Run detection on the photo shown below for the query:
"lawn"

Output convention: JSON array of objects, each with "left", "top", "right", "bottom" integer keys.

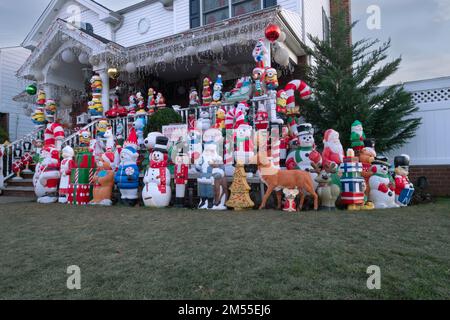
[{"left": 0, "top": 199, "right": 449, "bottom": 300}]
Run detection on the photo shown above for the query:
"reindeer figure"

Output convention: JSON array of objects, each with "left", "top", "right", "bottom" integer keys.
[
  {"left": 258, "top": 157, "right": 318, "bottom": 211},
  {"left": 312, "top": 162, "right": 341, "bottom": 211}
]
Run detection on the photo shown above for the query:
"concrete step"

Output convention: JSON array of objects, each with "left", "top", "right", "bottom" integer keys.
[
  {"left": 7, "top": 179, "right": 34, "bottom": 187},
  {"left": 2, "top": 186, "right": 36, "bottom": 198}
]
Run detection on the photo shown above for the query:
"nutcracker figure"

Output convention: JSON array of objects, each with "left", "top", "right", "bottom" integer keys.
[
  {"left": 394, "top": 154, "right": 414, "bottom": 206},
  {"left": 174, "top": 153, "right": 189, "bottom": 208}
]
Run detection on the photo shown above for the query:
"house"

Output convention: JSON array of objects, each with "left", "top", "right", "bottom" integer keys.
[
  {"left": 0, "top": 47, "right": 31, "bottom": 141},
  {"left": 387, "top": 77, "right": 450, "bottom": 197},
  {"left": 14, "top": 0, "right": 348, "bottom": 126}
]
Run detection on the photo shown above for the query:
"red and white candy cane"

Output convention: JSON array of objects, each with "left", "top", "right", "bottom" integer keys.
[
  {"left": 225, "top": 107, "right": 245, "bottom": 130},
  {"left": 284, "top": 80, "right": 312, "bottom": 111},
  {"left": 270, "top": 127, "right": 280, "bottom": 168},
  {"left": 224, "top": 129, "right": 234, "bottom": 165}
]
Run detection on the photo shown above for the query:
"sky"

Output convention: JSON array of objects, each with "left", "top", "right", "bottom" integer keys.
[{"left": 0, "top": 0, "right": 449, "bottom": 85}]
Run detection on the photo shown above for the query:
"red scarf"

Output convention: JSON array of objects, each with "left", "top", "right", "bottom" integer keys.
[{"left": 150, "top": 157, "right": 168, "bottom": 193}]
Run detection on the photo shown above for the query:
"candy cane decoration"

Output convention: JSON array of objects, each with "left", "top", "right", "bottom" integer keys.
[
  {"left": 225, "top": 106, "right": 245, "bottom": 130},
  {"left": 270, "top": 127, "right": 280, "bottom": 168},
  {"left": 224, "top": 129, "right": 234, "bottom": 165},
  {"left": 284, "top": 80, "right": 312, "bottom": 112}
]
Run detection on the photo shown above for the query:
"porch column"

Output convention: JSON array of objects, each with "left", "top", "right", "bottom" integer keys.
[{"left": 95, "top": 68, "right": 110, "bottom": 112}]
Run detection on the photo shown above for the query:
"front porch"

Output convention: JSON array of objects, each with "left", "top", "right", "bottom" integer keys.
[{"left": 15, "top": 6, "right": 308, "bottom": 128}]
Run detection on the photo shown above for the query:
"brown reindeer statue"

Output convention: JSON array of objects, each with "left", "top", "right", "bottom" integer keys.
[{"left": 257, "top": 157, "right": 318, "bottom": 211}]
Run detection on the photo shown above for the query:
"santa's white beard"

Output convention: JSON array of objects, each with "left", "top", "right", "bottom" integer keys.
[{"left": 325, "top": 141, "right": 343, "bottom": 155}]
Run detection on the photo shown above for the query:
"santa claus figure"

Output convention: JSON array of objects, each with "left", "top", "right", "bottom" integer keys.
[
  {"left": 322, "top": 129, "right": 344, "bottom": 167},
  {"left": 34, "top": 145, "right": 61, "bottom": 204},
  {"left": 59, "top": 146, "right": 76, "bottom": 203},
  {"left": 394, "top": 155, "right": 414, "bottom": 206},
  {"left": 350, "top": 120, "right": 366, "bottom": 153},
  {"left": 283, "top": 188, "right": 299, "bottom": 212}
]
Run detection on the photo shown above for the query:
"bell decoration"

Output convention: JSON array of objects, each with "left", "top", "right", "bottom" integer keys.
[
  {"left": 26, "top": 84, "right": 37, "bottom": 95},
  {"left": 108, "top": 68, "right": 120, "bottom": 79},
  {"left": 265, "top": 24, "right": 281, "bottom": 43}
]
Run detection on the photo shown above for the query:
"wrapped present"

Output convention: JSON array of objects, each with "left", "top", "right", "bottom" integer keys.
[
  {"left": 75, "top": 150, "right": 96, "bottom": 169},
  {"left": 68, "top": 167, "right": 97, "bottom": 205}
]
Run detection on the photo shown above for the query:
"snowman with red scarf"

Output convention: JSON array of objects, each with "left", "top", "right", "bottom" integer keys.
[
  {"left": 34, "top": 145, "right": 61, "bottom": 203},
  {"left": 142, "top": 136, "right": 172, "bottom": 208}
]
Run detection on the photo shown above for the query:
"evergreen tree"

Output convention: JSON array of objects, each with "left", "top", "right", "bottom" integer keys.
[{"left": 299, "top": 3, "right": 421, "bottom": 153}]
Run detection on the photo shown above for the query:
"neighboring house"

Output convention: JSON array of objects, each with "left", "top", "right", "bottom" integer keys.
[
  {"left": 15, "top": 0, "right": 347, "bottom": 115},
  {"left": 387, "top": 77, "right": 450, "bottom": 196},
  {"left": 0, "top": 47, "right": 32, "bottom": 141}
]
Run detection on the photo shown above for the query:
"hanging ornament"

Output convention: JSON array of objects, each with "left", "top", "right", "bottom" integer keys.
[
  {"left": 61, "top": 49, "right": 75, "bottom": 63},
  {"left": 34, "top": 70, "right": 44, "bottom": 82},
  {"left": 186, "top": 46, "right": 197, "bottom": 56},
  {"left": 78, "top": 52, "right": 89, "bottom": 64},
  {"left": 125, "top": 62, "right": 137, "bottom": 73},
  {"left": 61, "top": 95, "right": 73, "bottom": 106},
  {"left": 274, "top": 47, "right": 289, "bottom": 67},
  {"left": 211, "top": 40, "right": 223, "bottom": 54},
  {"left": 107, "top": 67, "right": 120, "bottom": 79},
  {"left": 265, "top": 24, "right": 281, "bottom": 43},
  {"left": 278, "top": 31, "right": 287, "bottom": 43},
  {"left": 50, "top": 60, "right": 60, "bottom": 70},
  {"left": 163, "top": 52, "right": 175, "bottom": 64},
  {"left": 26, "top": 84, "right": 37, "bottom": 95}
]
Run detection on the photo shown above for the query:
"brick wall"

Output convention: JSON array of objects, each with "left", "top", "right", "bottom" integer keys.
[{"left": 409, "top": 165, "right": 450, "bottom": 197}]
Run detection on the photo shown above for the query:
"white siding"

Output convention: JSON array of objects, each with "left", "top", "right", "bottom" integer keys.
[
  {"left": 386, "top": 77, "right": 450, "bottom": 165},
  {"left": 303, "top": 0, "right": 330, "bottom": 46},
  {"left": 0, "top": 47, "right": 32, "bottom": 141},
  {"left": 57, "top": 1, "right": 108, "bottom": 39},
  {"left": 279, "top": 0, "right": 300, "bottom": 12},
  {"left": 115, "top": 2, "right": 175, "bottom": 47},
  {"left": 174, "top": 0, "right": 190, "bottom": 33}
]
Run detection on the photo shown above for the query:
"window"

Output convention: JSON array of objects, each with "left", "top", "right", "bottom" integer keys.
[
  {"left": 191, "top": 0, "right": 277, "bottom": 26},
  {"left": 322, "top": 8, "right": 330, "bottom": 42}
]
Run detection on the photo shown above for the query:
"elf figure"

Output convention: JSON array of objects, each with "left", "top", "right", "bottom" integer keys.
[
  {"left": 211, "top": 75, "right": 223, "bottom": 106},
  {"left": 115, "top": 128, "right": 140, "bottom": 206},
  {"left": 59, "top": 146, "right": 76, "bottom": 204},
  {"left": 394, "top": 154, "right": 414, "bottom": 206},
  {"left": 142, "top": 136, "right": 172, "bottom": 208},
  {"left": 252, "top": 67, "right": 266, "bottom": 97},
  {"left": 202, "top": 77, "right": 212, "bottom": 107},
  {"left": 174, "top": 153, "right": 189, "bottom": 208},
  {"left": 350, "top": 120, "right": 366, "bottom": 153}
]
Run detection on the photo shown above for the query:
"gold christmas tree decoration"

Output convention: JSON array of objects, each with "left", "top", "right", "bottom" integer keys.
[{"left": 226, "top": 163, "right": 254, "bottom": 211}]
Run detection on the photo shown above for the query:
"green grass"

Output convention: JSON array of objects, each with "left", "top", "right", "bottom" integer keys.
[{"left": 0, "top": 199, "right": 449, "bottom": 300}]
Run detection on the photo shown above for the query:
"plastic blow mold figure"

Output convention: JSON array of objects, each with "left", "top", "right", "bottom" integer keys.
[
  {"left": 59, "top": 146, "right": 76, "bottom": 204},
  {"left": 115, "top": 128, "right": 140, "bottom": 206},
  {"left": 90, "top": 152, "right": 115, "bottom": 206},
  {"left": 394, "top": 154, "right": 414, "bottom": 206},
  {"left": 369, "top": 156, "right": 399, "bottom": 209}
]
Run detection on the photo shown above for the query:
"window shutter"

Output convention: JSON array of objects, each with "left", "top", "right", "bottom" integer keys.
[
  {"left": 264, "top": 0, "right": 277, "bottom": 8},
  {"left": 190, "top": 0, "right": 201, "bottom": 28}
]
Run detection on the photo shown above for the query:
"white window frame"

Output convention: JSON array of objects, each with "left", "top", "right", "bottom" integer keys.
[{"left": 201, "top": 0, "right": 265, "bottom": 26}]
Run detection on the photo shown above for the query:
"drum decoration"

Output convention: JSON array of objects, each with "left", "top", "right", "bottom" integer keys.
[{"left": 340, "top": 149, "right": 365, "bottom": 206}]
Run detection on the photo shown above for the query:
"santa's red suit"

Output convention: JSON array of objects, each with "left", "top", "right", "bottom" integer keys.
[
  {"left": 283, "top": 198, "right": 297, "bottom": 212},
  {"left": 322, "top": 129, "right": 344, "bottom": 167},
  {"left": 44, "top": 122, "right": 65, "bottom": 150}
]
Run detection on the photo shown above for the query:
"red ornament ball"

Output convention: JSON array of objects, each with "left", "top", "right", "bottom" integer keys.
[{"left": 265, "top": 24, "right": 281, "bottom": 43}]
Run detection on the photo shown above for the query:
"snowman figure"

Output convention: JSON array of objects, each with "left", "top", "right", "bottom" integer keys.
[
  {"left": 197, "top": 110, "right": 212, "bottom": 132},
  {"left": 142, "top": 136, "right": 172, "bottom": 208},
  {"left": 133, "top": 110, "right": 148, "bottom": 147},
  {"left": 369, "top": 156, "right": 400, "bottom": 209},
  {"left": 114, "top": 128, "right": 140, "bottom": 206}
]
